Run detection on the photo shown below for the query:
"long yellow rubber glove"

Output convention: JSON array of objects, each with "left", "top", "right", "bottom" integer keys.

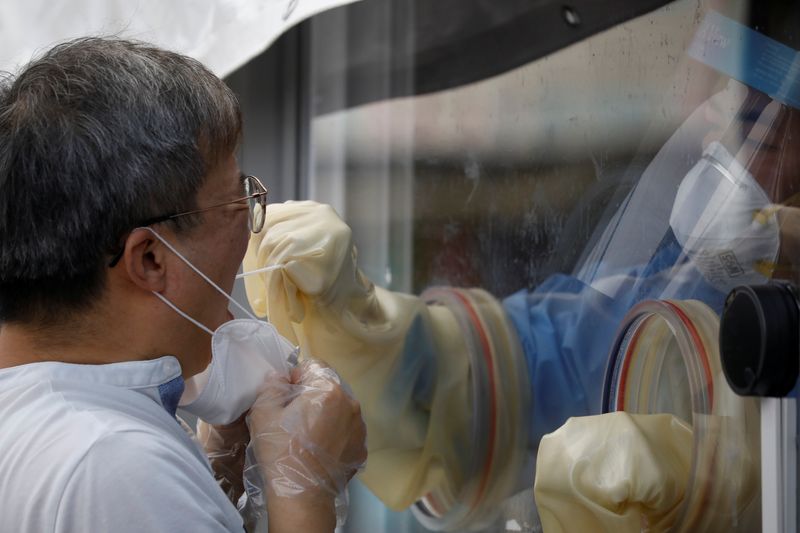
[
  {"left": 534, "top": 412, "right": 693, "bottom": 533},
  {"left": 242, "top": 201, "right": 472, "bottom": 511}
]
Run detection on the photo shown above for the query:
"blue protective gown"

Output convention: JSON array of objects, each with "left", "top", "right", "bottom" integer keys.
[{"left": 503, "top": 231, "right": 726, "bottom": 447}]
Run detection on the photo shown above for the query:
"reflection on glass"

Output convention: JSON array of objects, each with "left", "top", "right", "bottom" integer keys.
[
  {"left": 244, "top": 0, "right": 800, "bottom": 530},
  {"left": 604, "top": 299, "right": 760, "bottom": 531}
]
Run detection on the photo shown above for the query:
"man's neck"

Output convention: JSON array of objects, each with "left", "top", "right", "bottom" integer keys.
[
  {"left": 0, "top": 306, "right": 206, "bottom": 378},
  {"left": 0, "top": 326, "right": 42, "bottom": 369},
  {"left": 0, "top": 309, "right": 157, "bottom": 369}
]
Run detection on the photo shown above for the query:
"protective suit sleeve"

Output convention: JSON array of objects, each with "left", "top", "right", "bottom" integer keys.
[
  {"left": 534, "top": 412, "right": 693, "bottom": 533},
  {"left": 502, "top": 275, "right": 621, "bottom": 446},
  {"left": 243, "top": 201, "right": 472, "bottom": 511}
]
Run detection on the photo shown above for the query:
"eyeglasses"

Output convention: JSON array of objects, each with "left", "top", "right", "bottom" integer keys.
[
  {"left": 108, "top": 174, "right": 269, "bottom": 267},
  {"left": 145, "top": 174, "right": 269, "bottom": 233}
]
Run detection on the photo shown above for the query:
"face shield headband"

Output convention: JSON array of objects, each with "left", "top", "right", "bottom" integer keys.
[{"left": 689, "top": 10, "right": 800, "bottom": 112}]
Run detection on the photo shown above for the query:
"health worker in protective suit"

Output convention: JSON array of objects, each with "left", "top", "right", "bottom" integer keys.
[
  {"left": 241, "top": 5, "right": 800, "bottom": 532},
  {"left": 533, "top": 83, "right": 800, "bottom": 531},
  {"left": 532, "top": 6, "right": 800, "bottom": 531}
]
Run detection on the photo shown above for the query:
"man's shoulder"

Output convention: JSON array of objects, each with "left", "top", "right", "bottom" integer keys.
[
  {"left": 67, "top": 426, "right": 209, "bottom": 488},
  {"left": 0, "top": 366, "right": 244, "bottom": 532},
  {"left": 0, "top": 365, "right": 180, "bottom": 449},
  {"left": 0, "top": 365, "right": 203, "bottom": 496},
  {"left": 54, "top": 426, "right": 244, "bottom": 532}
]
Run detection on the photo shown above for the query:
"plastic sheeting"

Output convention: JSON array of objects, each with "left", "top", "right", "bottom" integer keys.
[{"left": 0, "top": 0, "right": 362, "bottom": 78}]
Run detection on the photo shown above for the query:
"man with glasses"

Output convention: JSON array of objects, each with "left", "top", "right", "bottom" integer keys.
[
  {"left": 107, "top": 174, "right": 269, "bottom": 267},
  {"left": 0, "top": 37, "right": 365, "bottom": 532}
]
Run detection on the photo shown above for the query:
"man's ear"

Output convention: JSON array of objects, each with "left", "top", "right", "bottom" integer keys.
[{"left": 119, "top": 228, "right": 169, "bottom": 292}]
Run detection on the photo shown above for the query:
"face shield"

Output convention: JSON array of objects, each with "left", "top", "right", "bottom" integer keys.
[
  {"left": 667, "top": 10, "right": 800, "bottom": 293},
  {"left": 577, "top": 6, "right": 800, "bottom": 300},
  {"left": 590, "top": 8, "right": 800, "bottom": 532}
]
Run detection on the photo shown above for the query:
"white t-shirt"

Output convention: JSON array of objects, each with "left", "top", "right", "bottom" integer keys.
[{"left": 0, "top": 356, "right": 244, "bottom": 532}]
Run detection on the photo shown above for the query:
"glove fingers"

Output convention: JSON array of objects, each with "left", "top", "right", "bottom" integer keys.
[
  {"left": 250, "top": 373, "right": 293, "bottom": 418},
  {"left": 295, "top": 359, "right": 341, "bottom": 389},
  {"left": 264, "top": 268, "right": 305, "bottom": 327},
  {"left": 242, "top": 234, "right": 269, "bottom": 318},
  {"left": 261, "top": 236, "right": 347, "bottom": 297},
  {"left": 262, "top": 200, "right": 321, "bottom": 227}
]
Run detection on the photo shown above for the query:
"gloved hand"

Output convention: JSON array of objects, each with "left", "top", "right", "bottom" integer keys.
[
  {"left": 244, "top": 359, "right": 367, "bottom": 528},
  {"left": 242, "top": 201, "right": 475, "bottom": 510},
  {"left": 775, "top": 205, "right": 800, "bottom": 283},
  {"left": 534, "top": 412, "right": 693, "bottom": 533},
  {"left": 242, "top": 201, "right": 362, "bottom": 328},
  {"left": 196, "top": 415, "right": 250, "bottom": 504}
]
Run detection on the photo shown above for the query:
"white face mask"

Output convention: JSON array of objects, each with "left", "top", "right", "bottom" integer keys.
[
  {"left": 145, "top": 228, "right": 297, "bottom": 425},
  {"left": 669, "top": 141, "right": 780, "bottom": 293}
]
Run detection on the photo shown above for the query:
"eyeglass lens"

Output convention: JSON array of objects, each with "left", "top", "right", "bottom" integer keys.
[{"left": 245, "top": 176, "right": 266, "bottom": 233}]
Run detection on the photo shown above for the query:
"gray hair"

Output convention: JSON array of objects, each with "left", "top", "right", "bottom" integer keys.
[{"left": 0, "top": 37, "right": 241, "bottom": 323}]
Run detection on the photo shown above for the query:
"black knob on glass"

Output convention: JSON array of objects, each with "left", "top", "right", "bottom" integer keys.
[{"left": 720, "top": 284, "right": 800, "bottom": 397}]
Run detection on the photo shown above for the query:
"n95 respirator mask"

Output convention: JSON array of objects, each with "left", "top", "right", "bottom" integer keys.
[
  {"left": 669, "top": 141, "right": 780, "bottom": 293},
  {"left": 144, "top": 227, "right": 296, "bottom": 425},
  {"left": 177, "top": 318, "right": 296, "bottom": 425}
]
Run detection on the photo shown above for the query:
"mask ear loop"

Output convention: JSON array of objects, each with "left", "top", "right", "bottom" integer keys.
[
  {"left": 140, "top": 227, "right": 258, "bottom": 321},
  {"left": 152, "top": 291, "right": 215, "bottom": 335}
]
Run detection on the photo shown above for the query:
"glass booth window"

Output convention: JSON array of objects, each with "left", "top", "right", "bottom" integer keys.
[
  {"left": 241, "top": 0, "right": 799, "bottom": 531},
  {"left": 307, "top": 0, "right": 725, "bottom": 296}
]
